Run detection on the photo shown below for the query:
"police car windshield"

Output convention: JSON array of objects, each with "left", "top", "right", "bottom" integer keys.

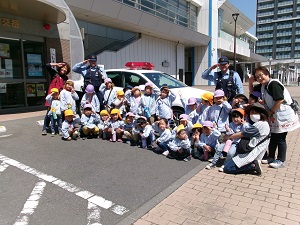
[{"left": 142, "top": 72, "right": 187, "bottom": 89}]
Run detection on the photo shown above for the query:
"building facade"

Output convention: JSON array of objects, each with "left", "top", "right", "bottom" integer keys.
[
  {"left": 0, "top": 0, "right": 260, "bottom": 113},
  {"left": 256, "top": 0, "right": 300, "bottom": 80}
]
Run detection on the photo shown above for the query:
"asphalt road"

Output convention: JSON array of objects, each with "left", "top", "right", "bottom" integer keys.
[{"left": 0, "top": 116, "right": 207, "bottom": 225}]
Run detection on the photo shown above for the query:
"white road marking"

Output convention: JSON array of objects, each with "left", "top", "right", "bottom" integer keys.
[
  {"left": 0, "top": 154, "right": 129, "bottom": 215},
  {"left": 87, "top": 202, "right": 102, "bottom": 225},
  {"left": 13, "top": 180, "right": 46, "bottom": 225},
  {"left": 0, "top": 134, "right": 12, "bottom": 138},
  {"left": 0, "top": 161, "right": 9, "bottom": 173}
]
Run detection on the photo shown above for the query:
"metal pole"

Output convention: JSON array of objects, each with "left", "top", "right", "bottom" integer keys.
[{"left": 232, "top": 13, "right": 239, "bottom": 72}]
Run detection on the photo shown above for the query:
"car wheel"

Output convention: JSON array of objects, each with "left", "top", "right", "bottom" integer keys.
[{"left": 172, "top": 107, "right": 185, "bottom": 127}]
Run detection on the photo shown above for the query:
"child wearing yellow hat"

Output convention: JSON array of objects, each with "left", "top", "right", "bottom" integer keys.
[
  {"left": 60, "top": 80, "right": 79, "bottom": 121},
  {"left": 80, "top": 104, "right": 101, "bottom": 138},
  {"left": 112, "top": 90, "right": 127, "bottom": 118},
  {"left": 98, "top": 110, "right": 110, "bottom": 139},
  {"left": 196, "top": 92, "right": 214, "bottom": 125},
  {"left": 106, "top": 108, "right": 124, "bottom": 142},
  {"left": 61, "top": 109, "right": 79, "bottom": 141},
  {"left": 167, "top": 124, "right": 192, "bottom": 161},
  {"left": 44, "top": 87, "right": 62, "bottom": 136}
]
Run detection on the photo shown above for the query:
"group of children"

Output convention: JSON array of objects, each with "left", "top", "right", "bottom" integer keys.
[{"left": 43, "top": 78, "right": 264, "bottom": 169}]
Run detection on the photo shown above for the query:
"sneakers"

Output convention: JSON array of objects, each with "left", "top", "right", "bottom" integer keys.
[
  {"left": 261, "top": 157, "right": 274, "bottom": 164},
  {"left": 208, "top": 158, "right": 213, "bottom": 163},
  {"left": 183, "top": 155, "right": 192, "bottom": 162},
  {"left": 253, "top": 160, "right": 262, "bottom": 176},
  {"left": 51, "top": 132, "right": 55, "bottom": 137},
  {"left": 147, "top": 145, "right": 153, "bottom": 150},
  {"left": 205, "top": 163, "right": 216, "bottom": 170},
  {"left": 117, "top": 139, "right": 122, "bottom": 142},
  {"left": 58, "top": 132, "right": 63, "bottom": 136},
  {"left": 269, "top": 159, "right": 285, "bottom": 169},
  {"left": 42, "top": 130, "right": 47, "bottom": 135},
  {"left": 162, "top": 150, "right": 169, "bottom": 156},
  {"left": 218, "top": 165, "right": 224, "bottom": 172}
]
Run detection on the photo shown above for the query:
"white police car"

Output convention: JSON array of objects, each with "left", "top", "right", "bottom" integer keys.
[{"left": 74, "top": 62, "right": 209, "bottom": 120}]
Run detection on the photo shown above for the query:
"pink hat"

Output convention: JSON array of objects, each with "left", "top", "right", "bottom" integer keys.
[
  {"left": 202, "top": 121, "right": 213, "bottom": 128},
  {"left": 179, "top": 114, "right": 189, "bottom": 120},
  {"left": 84, "top": 103, "right": 92, "bottom": 109},
  {"left": 187, "top": 97, "right": 197, "bottom": 105},
  {"left": 126, "top": 112, "right": 135, "bottom": 117},
  {"left": 214, "top": 89, "right": 225, "bottom": 97},
  {"left": 145, "top": 82, "right": 153, "bottom": 88},
  {"left": 104, "top": 78, "right": 112, "bottom": 83}
]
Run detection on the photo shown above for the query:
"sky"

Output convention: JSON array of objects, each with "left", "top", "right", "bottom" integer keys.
[{"left": 228, "top": 0, "right": 257, "bottom": 36}]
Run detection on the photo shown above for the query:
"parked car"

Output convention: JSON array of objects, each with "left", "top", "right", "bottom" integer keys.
[{"left": 74, "top": 62, "right": 209, "bottom": 121}]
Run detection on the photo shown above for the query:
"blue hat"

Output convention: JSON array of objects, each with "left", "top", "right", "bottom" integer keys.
[
  {"left": 218, "top": 56, "right": 229, "bottom": 65},
  {"left": 88, "top": 54, "right": 97, "bottom": 61}
]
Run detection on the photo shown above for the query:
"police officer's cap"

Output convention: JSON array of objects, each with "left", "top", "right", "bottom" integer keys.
[
  {"left": 218, "top": 56, "right": 229, "bottom": 65},
  {"left": 88, "top": 54, "right": 97, "bottom": 61}
]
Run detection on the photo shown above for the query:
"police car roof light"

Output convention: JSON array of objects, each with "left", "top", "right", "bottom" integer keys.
[{"left": 125, "top": 62, "right": 155, "bottom": 70}]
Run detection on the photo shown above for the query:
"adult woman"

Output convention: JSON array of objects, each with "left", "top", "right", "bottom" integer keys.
[
  {"left": 223, "top": 103, "right": 270, "bottom": 176},
  {"left": 250, "top": 66, "right": 300, "bottom": 168},
  {"left": 42, "top": 62, "right": 71, "bottom": 135}
]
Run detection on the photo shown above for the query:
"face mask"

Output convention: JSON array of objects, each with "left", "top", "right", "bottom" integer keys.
[{"left": 250, "top": 114, "right": 260, "bottom": 122}]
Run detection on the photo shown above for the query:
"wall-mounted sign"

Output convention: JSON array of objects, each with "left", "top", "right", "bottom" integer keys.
[
  {"left": 0, "top": 43, "right": 10, "bottom": 58},
  {"left": 26, "top": 84, "right": 36, "bottom": 97},
  {"left": 1, "top": 18, "right": 19, "bottom": 29},
  {"left": 27, "top": 54, "right": 43, "bottom": 77}
]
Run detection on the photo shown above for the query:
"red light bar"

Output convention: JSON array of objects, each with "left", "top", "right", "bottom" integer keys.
[{"left": 125, "top": 62, "right": 155, "bottom": 70}]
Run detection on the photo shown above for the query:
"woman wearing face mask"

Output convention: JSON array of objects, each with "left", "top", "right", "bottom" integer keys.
[
  {"left": 250, "top": 66, "right": 300, "bottom": 169},
  {"left": 222, "top": 103, "right": 270, "bottom": 176}
]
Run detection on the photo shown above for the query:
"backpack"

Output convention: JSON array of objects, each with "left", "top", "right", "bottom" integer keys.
[
  {"left": 215, "top": 70, "right": 237, "bottom": 101},
  {"left": 266, "top": 79, "right": 299, "bottom": 113}
]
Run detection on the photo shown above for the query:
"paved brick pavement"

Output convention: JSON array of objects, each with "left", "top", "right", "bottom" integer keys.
[
  {"left": 1, "top": 83, "right": 300, "bottom": 225},
  {"left": 134, "top": 83, "right": 300, "bottom": 225}
]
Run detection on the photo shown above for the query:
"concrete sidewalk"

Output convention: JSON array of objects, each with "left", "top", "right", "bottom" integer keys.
[{"left": 135, "top": 127, "right": 300, "bottom": 225}]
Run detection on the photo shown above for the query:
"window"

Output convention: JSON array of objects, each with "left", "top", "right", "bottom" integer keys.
[
  {"left": 142, "top": 72, "right": 187, "bottom": 88},
  {"left": 106, "top": 71, "right": 123, "bottom": 87},
  {"left": 123, "top": 72, "right": 146, "bottom": 88}
]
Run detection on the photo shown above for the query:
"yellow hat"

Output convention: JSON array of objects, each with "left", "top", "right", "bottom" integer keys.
[
  {"left": 64, "top": 109, "right": 74, "bottom": 117},
  {"left": 176, "top": 124, "right": 185, "bottom": 134},
  {"left": 65, "top": 80, "right": 74, "bottom": 86},
  {"left": 110, "top": 108, "right": 120, "bottom": 115},
  {"left": 100, "top": 110, "right": 109, "bottom": 116},
  {"left": 201, "top": 92, "right": 214, "bottom": 105},
  {"left": 51, "top": 88, "right": 59, "bottom": 93},
  {"left": 192, "top": 123, "right": 202, "bottom": 129},
  {"left": 116, "top": 90, "right": 125, "bottom": 97}
]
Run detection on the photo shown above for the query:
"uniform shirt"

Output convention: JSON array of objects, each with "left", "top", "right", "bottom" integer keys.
[
  {"left": 227, "top": 122, "right": 250, "bottom": 144},
  {"left": 72, "top": 62, "right": 107, "bottom": 81},
  {"left": 196, "top": 128, "right": 221, "bottom": 150},
  {"left": 152, "top": 123, "right": 172, "bottom": 143},
  {"left": 202, "top": 68, "right": 244, "bottom": 94},
  {"left": 100, "top": 83, "right": 116, "bottom": 108},
  {"left": 207, "top": 101, "right": 232, "bottom": 132},
  {"left": 80, "top": 113, "right": 100, "bottom": 129},
  {"left": 107, "top": 119, "right": 124, "bottom": 130},
  {"left": 168, "top": 138, "right": 191, "bottom": 152},
  {"left": 197, "top": 104, "right": 210, "bottom": 125},
  {"left": 140, "top": 86, "right": 160, "bottom": 116},
  {"left": 46, "top": 95, "right": 61, "bottom": 116},
  {"left": 60, "top": 89, "right": 79, "bottom": 113},
  {"left": 156, "top": 92, "right": 176, "bottom": 119},
  {"left": 133, "top": 124, "right": 153, "bottom": 138},
  {"left": 61, "top": 120, "right": 76, "bottom": 139},
  {"left": 125, "top": 90, "right": 142, "bottom": 115},
  {"left": 97, "top": 119, "right": 109, "bottom": 130},
  {"left": 80, "top": 93, "right": 100, "bottom": 113},
  {"left": 124, "top": 120, "right": 137, "bottom": 132}
]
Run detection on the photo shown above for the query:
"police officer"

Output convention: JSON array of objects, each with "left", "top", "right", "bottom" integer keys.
[
  {"left": 72, "top": 54, "right": 107, "bottom": 109},
  {"left": 202, "top": 56, "right": 244, "bottom": 102}
]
